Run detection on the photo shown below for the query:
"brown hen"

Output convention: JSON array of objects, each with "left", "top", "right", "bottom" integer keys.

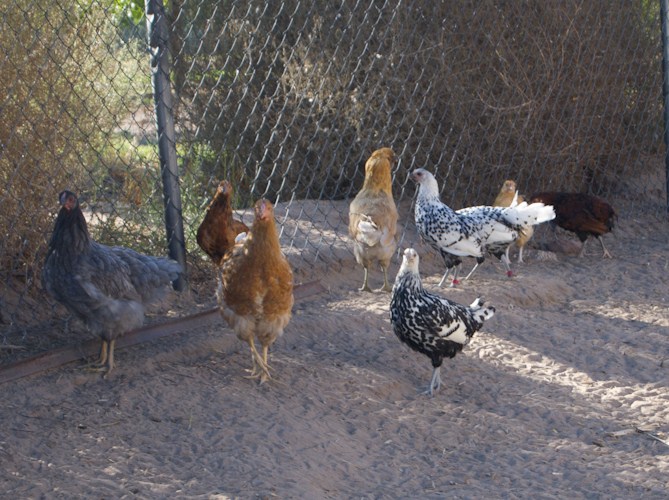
[
  {"left": 493, "top": 179, "right": 533, "bottom": 263},
  {"left": 348, "top": 147, "right": 398, "bottom": 292},
  {"left": 529, "top": 192, "right": 616, "bottom": 258},
  {"left": 217, "top": 199, "right": 294, "bottom": 383},
  {"left": 197, "top": 180, "right": 249, "bottom": 265}
]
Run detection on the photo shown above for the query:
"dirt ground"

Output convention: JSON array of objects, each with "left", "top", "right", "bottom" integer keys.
[{"left": 1, "top": 198, "right": 668, "bottom": 498}]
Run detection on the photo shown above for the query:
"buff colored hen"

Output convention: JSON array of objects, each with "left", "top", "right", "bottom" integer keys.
[
  {"left": 493, "top": 179, "right": 533, "bottom": 263},
  {"left": 348, "top": 147, "right": 398, "bottom": 292}
]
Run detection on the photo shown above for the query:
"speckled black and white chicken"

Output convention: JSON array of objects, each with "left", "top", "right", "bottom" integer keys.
[
  {"left": 411, "top": 168, "right": 555, "bottom": 286},
  {"left": 390, "top": 248, "right": 495, "bottom": 396}
]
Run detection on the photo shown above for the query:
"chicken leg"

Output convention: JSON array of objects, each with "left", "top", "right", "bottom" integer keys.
[
  {"left": 597, "top": 236, "right": 613, "bottom": 258},
  {"left": 462, "top": 256, "right": 488, "bottom": 282},
  {"left": 85, "top": 338, "right": 116, "bottom": 377},
  {"left": 259, "top": 344, "right": 273, "bottom": 383},
  {"left": 374, "top": 265, "right": 392, "bottom": 293},
  {"left": 246, "top": 337, "right": 271, "bottom": 382},
  {"left": 438, "top": 253, "right": 463, "bottom": 287},
  {"left": 423, "top": 366, "right": 442, "bottom": 397},
  {"left": 438, "top": 266, "right": 461, "bottom": 287},
  {"left": 578, "top": 236, "right": 613, "bottom": 259},
  {"left": 578, "top": 238, "right": 589, "bottom": 258},
  {"left": 359, "top": 267, "right": 372, "bottom": 292}
]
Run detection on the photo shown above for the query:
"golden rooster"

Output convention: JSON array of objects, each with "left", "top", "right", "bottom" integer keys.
[
  {"left": 493, "top": 179, "right": 533, "bottom": 263},
  {"left": 197, "top": 180, "right": 249, "bottom": 265},
  {"left": 217, "top": 198, "right": 294, "bottom": 383},
  {"left": 348, "top": 147, "right": 399, "bottom": 292}
]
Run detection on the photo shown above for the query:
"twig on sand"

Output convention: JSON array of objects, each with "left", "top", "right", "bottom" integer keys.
[
  {"left": 636, "top": 427, "right": 669, "bottom": 447},
  {"left": 606, "top": 427, "right": 669, "bottom": 447}
]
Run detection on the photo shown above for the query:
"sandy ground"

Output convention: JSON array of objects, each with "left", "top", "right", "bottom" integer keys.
[{"left": 1, "top": 198, "right": 669, "bottom": 498}]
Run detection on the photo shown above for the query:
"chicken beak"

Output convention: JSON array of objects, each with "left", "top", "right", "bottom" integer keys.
[
  {"left": 59, "top": 191, "right": 76, "bottom": 211},
  {"left": 410, "top": 171, "right": 420, "bottom": 183},
  {"left": 256, "top": 199, "right": 269, "bottom": 220}
]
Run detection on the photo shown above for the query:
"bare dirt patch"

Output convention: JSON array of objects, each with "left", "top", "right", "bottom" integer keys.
[{"left": 1, "top": 199, "right": 668, "bottom": 498}]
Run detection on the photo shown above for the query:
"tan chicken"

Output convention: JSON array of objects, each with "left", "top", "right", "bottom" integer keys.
[
  {"left": 217, "top": 198, "right": 294, "bottom": 383},
  {"left": 348, "top": 147, "right": 398, "bottom": 292},
  {"left": 493, "top": 179, "right": 533, "bottom": 263},
  {"left": 197, "top": 180, "right": 249, "bottom": 265}
]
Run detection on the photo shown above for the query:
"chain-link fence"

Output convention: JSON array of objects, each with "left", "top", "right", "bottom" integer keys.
[{"left": 1, "top": 0, "right": 666, "bottom": 354}]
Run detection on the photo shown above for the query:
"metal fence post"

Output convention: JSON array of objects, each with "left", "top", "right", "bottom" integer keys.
[
  {"left": 146, "top": 0, "right": 187, "bottom": 290},
  {"left": 661, "top": 0, "right": 669, "bottom": 213}
]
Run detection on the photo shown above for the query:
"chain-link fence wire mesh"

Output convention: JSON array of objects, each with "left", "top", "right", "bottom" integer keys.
[{"left": 0, "top": 0, "right": 666, "bottom": 357}]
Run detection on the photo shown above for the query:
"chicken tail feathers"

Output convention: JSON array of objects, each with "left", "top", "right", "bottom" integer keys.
[
  {"left": 108, "top": 245, "right": 182, "bottom": 301},
  {"left": 504, "top": 202, "right": 556, "bottom": 227},
  {"left": 469, "top": 297, "right": 496, "bottom": 322}
]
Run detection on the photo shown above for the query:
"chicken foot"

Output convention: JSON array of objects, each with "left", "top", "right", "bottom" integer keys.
[
  {"left": 360, "top": 266, "right": 393, "bottom": 293},
  {"left": 438, "top": 263, "right": 464, "bottom": 287},
  {"left": 359, "top": 267, "right": 372, "bottom": 292},
  {"left": 423, "top": 366, "right": 442, "bottom": 397},
  {"left": 505, "top": 244, "right": 526, "bottom": 265},
  {"left": 438, "top": 254, "right": 463, "bottom": 287},
  {"left": 597, "top": 236, "right": 613, "bottom": 258},
  {"left": 373, "top": 265, "right": 392, "bottom": 293},
  {"left": 579, "top": 236, "right": 613, "bottom": 259},
  {"left": 83, "top": 339, "right": 116, "bottom": 377},
  {"left": 245, "top": 337, "right": 271, "bottom": 382},
  {"left": 499, "top": 252, "right": 514, "bottom": 277}
]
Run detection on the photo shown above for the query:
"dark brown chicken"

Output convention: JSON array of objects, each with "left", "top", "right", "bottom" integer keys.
[
  {"left": 217, "top": 198, "right": 294, "bottom": 383},
  {"left": 42, "top": 191, "right": 182, "bottom": 376},
  {"left": 529, "top": 192, "right": 616, "bottom": 258},
  {"left": 197, "top": 180, "right": 249, "bottom": 265}
]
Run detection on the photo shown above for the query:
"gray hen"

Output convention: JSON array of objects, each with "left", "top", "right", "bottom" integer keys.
[{"left": 42, "top": 190, "right": 182, "bottom": 376}]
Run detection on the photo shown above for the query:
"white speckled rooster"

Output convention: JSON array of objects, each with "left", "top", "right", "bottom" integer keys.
[{"left": 411, "top": 168, "right": 555, "bottom": 286}]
